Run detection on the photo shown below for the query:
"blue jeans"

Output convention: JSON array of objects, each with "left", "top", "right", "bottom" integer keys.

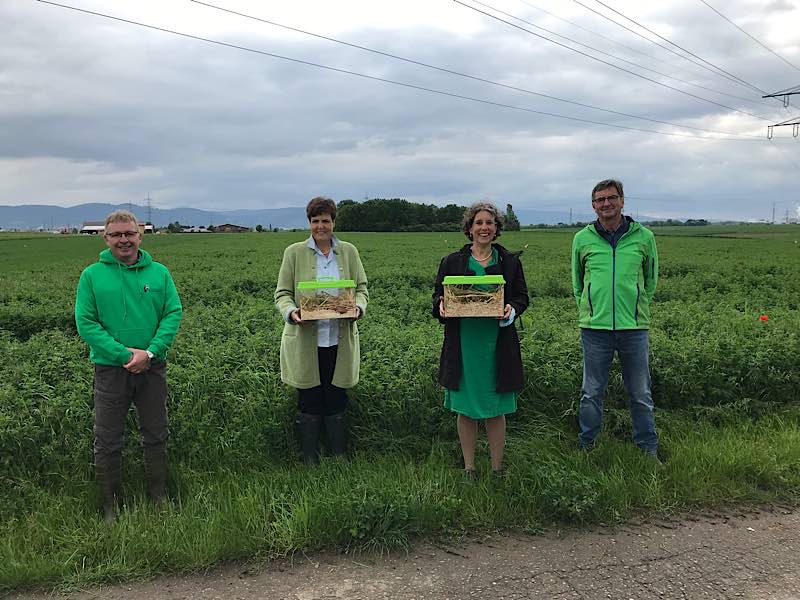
[{"left": 578, "top": 329, "right": 658, "bottom": 453}]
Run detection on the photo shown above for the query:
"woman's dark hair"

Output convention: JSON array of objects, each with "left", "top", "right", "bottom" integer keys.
[
  {"left": 462, "top": 202, "right": 503, "bottom": 240},
  {"left": 306, "top": 196, "right": 337, "bottom": 221}
]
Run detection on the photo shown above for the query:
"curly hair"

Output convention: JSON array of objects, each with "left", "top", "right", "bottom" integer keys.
[
  {"left": 462, "top": 202, "right": 503, "bottom": 240},
  {"left": 306, "top": 197, "right": 337, "bottom": 221}
]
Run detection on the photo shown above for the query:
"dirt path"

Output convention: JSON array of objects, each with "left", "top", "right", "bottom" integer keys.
[{"left": 10, "top": 506, "right": 800, "bottom": 600}]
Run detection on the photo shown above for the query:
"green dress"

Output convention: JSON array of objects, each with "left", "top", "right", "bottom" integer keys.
[{"left": 444, "top": 250, "right": 517, "bottom": 419}]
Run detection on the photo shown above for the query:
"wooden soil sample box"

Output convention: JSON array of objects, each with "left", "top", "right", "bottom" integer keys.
[
  {"left": 442, "top": 275, "right": 505, "bottom": 317},
  {"left": 298, "top": 279, "right": 358, "bottom": 320}
]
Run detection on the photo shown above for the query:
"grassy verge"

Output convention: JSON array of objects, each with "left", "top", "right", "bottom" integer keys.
[{"left": 3, "top": 408, "right": 800, "bottom": 592}]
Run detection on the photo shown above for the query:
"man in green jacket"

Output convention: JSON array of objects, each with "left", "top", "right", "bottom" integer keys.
[
  {"left": 75, "top": 210, "right": 183, "bottom": 521},
  {"left": 571, "top": 179, "right": 659, "bottom": 457}
]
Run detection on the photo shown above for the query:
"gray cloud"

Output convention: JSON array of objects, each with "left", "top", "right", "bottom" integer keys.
[{"left": 1, "top": 0, "right": 798, "bottom": 221}]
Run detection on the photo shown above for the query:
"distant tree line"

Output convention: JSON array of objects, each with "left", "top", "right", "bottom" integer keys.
[
  {"left": 643, "top": 219, "right": 710, "bottom": 227},
  {"left": 524, "top": 218, "right": 711, "bottom": 229},
  {"left": 335, "top": 198, "right": 522, "bottom": 232},
  {"left": 335, "top": 199, "right": 464, "bottom": 232}
]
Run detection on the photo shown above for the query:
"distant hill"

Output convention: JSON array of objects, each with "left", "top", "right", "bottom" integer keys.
[
  {"left": 0, "top": 203, "right": 310, "bottom": 230},
  {"left": 0, "top": 202, "right": 656, "bottom": 230}
]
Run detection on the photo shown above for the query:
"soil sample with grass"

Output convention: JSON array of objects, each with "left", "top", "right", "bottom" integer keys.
[
  {"left": 443, "top": 275, "right": 505, "bottom": 317},
  {"left": 298, "top": 279, "right": 358, "bottom": 320}
]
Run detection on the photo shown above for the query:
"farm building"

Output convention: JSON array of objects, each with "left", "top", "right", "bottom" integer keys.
[
  {"left": 79, "top": 221, "right": 105, "bottom": 235},
  {"left": 215, "top": 223, "right": 251, "bottom": 233},
  {"left": 80, "top": 221, "right": 154, "bottom": 234}
]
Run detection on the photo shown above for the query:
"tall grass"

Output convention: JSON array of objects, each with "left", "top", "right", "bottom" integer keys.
[
  {"left": 2, "top": 227, "right": 800, "bottom": 590},
  {"left": 3, "top": 408, "right": 800, "bottom": 591}
]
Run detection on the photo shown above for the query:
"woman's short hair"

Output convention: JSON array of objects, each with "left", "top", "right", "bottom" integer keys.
[
  {"left": 462, "top": 202, "right": 503, "bottom": 240},
  {"left": 306, "top": 197, "right": 337, "bottom": 221}
]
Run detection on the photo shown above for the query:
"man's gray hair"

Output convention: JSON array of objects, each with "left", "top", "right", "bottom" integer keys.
[
  {"left": 591, "top": 179, "right": 624, "bottom": 201},
  {"left": 104, "top": 209, "right": 140, "bottom": 229}
]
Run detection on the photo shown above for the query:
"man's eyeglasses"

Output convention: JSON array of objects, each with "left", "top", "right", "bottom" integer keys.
[
  {"left": 105, "top": 231, "right": 139, "bottom": 239},
  {"left": 592, "top": 194, "right": 621, "bottom": 205}
]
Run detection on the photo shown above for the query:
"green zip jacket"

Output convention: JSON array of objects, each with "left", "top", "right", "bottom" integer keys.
[
  {"left": 571, "top": 220, "right": 658, "bottom": 330},
  {"left": 75, "top": 248, "right": 183, "bottom": 366}
]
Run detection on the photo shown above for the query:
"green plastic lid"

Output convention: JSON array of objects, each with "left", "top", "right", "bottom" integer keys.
[
  {"left": 298, "top": 279, "right": 356, "bottom": 290},
  {"left": 443, "top": 275, "right": 505, "bottom": 285}
]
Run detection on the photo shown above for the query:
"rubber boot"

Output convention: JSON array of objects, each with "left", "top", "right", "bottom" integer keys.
[
  {"left": 144, "top": 448, "right": 168, "bottom": 503},
  {"left": 95, "top": 457, "right": 123, "bottom": 523},
  {"left": 324, "top": 412, "right": 348, "bottom": 458},
  {"left": 295, "top": 413, "right": 322, "bottom": 465}
]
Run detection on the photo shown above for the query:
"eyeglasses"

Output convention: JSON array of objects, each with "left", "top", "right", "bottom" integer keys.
[
  {"left": 592, "top": 194, "right": 621, "bottom": 205},
  {"left": 105, "top": 231, "right": 139, "bottom": 239}
]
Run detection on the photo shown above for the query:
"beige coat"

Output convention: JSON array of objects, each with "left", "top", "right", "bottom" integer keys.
[{"left": 274, "top": 239, "right": 368, "bottom": 389}]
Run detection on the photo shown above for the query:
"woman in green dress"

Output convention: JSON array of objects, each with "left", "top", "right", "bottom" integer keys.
[{"left": 433, "top": 202, "right": 529, "bottom": 477}]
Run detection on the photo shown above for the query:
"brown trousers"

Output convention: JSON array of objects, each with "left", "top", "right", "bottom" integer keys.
[{"left": 93, "top": 362, "right": 169, "bottom": 470}]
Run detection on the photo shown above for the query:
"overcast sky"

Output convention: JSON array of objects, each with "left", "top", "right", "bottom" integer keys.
[{"left": 2, "top": 0, "right": 799, "bottom": 221}]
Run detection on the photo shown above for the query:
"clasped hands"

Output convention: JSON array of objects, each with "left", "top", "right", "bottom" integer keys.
[{"left": 124, "top": 348, "right": 151, "bottom": 374}]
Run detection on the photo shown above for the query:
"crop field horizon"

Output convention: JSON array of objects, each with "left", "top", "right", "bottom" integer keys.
[{"left": 1, "top": 224, "right": 799, "bottom": 590}]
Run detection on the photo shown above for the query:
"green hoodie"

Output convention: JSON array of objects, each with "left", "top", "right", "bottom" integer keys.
[
  {"left": 571, "top": 220, "right": 658, "bottom": 330},
  {"left": 75, "top": 248, "right": 183, "bottom": 366}
]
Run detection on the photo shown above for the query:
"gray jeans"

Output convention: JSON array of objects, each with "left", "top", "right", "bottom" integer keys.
[{"left": 93, "top": 362, "right": 169, "bottom": 467}]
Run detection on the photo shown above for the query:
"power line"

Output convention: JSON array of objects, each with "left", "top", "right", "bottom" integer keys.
[
  {"left": 772, "top": 84, "right": 800, "bottom": 95},
  {"left": 190, "top": 0, "right": 763, "bottom": 138},
  {"left": 467, "top": 0, "right": 768, "bottom": 108},
  {"left": 763, "top": 85, "right": 800, "bottom": 113},
  {"left": 455, "top": 0, "right": 773, "bottom": 121},
  {"left": 568, "top": 0, "right": 770, "bottom": 99},
  {"left": 518, "top": 0, "right": 675, "bottom": 66},
  {"left": 518, "top": 0, "right": 762, "bottom": 101},
  {"left": 583, "top": 0, "right": 769, "bottom": 95},
  {"left": 33, "top": 0, "right": 769, "bottom": 142},
  {"left": 698, "top": 0, "right": 800, "bottom": 74}
]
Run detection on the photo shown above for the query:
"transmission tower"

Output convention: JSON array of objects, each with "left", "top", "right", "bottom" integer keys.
[
  {"left": 146, "top": 194, "right": 153, "bottom": 224},
  {"left": 763, "top": 85, "right": 800, "bottom": 138}
]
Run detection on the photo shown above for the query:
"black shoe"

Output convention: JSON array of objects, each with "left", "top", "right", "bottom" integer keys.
[
  {"left": 324, "top": 412, "right": 348, "bottom": 458},
  {"left": 295, "top": 413, "right": 322, "bottom": 465},
  {"left": 144, "top": 449, "right": 168, "bottom": 503},
  {"left": 95, "top": 459, "right": 123, "bottom": 523}
]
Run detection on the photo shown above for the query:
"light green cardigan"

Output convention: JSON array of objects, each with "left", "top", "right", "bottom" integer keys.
[{"left": 274, "top": 238, "right": 368, "bottom": 389}]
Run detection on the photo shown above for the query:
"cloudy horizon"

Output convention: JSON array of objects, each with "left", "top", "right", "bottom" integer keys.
[{"left": 2, "top": 0, "right": 799, "bottom": 222}]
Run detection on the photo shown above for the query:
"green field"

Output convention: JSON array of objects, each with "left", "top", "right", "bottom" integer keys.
[{"left": 2, "top": 225, "right": 800, "bottom": 590}]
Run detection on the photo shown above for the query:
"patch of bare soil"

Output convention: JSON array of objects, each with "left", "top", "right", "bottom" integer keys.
[{"left": 9, "top": 505, "right": 800, "bottom": 600}]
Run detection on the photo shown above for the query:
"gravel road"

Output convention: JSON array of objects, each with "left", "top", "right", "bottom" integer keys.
[{"left": 9, "top": 505, "right": 799, "bottom": 600}]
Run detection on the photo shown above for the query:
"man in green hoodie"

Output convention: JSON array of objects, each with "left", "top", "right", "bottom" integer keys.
[
  {"left": 75, "top": 210, "right": 183, "bottom": 521},
  {"left": 571, "top": 179, "right": 659, "bottom": 458}
]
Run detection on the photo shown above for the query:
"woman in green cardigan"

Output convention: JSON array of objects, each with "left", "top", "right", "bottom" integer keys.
[{"left": 274, "top": 197, "right": 368, "bottom": 464}]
